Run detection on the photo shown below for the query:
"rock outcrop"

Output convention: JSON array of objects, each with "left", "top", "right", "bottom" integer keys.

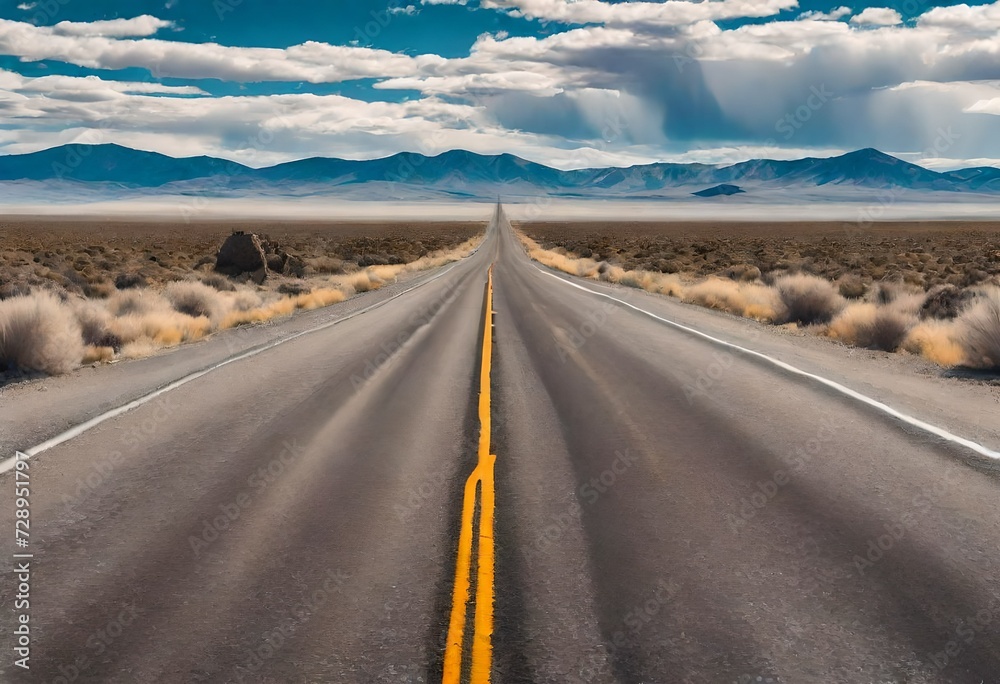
[
  {"left": 216, "top": 232, "right": 267, "bottom": 275},
  {"left": 215, "top": 232, "right": 306, "bottom": 280}
]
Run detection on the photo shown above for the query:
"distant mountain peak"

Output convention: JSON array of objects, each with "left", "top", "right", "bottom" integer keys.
[
  {"left": 0, "top": 144, "right": 994, "bottom": 195},
  {"left": 838, "top": 147, "right": 901, "bottom": 163},
  {"left": 693, "top": 184, "right": 745, "bottom": 197}
]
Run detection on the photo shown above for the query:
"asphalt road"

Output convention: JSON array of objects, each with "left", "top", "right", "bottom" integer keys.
[{"left": 2, "top": 207, "right": 999, "bottom": 683}]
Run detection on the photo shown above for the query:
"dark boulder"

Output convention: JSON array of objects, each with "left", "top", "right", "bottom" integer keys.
[
  {"left": 217, "top": 232, "right": 267, "bottom": 275},
  {"left": 921, "top": 285, "right": 975, "bottom": 320}
]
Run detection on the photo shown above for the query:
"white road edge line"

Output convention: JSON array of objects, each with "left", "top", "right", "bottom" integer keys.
[
  {"left": 0, "top": 260, "right": 465, "bottom": 475},
  {"left": 540, "top": 269, "right": 1000, "bottom": 462}
]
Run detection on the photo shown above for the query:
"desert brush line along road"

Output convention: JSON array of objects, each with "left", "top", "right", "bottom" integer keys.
[{"left": 2, "top": 205, "right": 1000, "bottom": 684}]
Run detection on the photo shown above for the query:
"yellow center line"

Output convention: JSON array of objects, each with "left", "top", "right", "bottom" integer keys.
[{"left": 443, "top": 266, "right": 497, "bottom": 684}]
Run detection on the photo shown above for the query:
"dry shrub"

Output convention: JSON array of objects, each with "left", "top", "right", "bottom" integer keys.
[
  {"left": 827, "top": 303, "right": 877, "bottom": 346},
  {"left": 369, "top": 265, "right": 399, "bottom": 282},
  {"left": 278, "top": 282, "right": 311, "bottom": 296},
  {"left": 201, "top": 273, "right": 236, "bottom": 292},
  {"left": 920, "top": 285, "right": 974, "bottom": 320},
  {"left": 107, "top": 290, "right": 171, "bottom": 316},
  {"left": 722, "top": 264, "right": 762, "bottom": 282},
  {"left": 220, "top": 309, "right": 270, "bottom": 329},
  {"left": 220, "top": 297, "right": 298, "bottom": 329},
  {"left": 82, "top": 345, "right": 116, "bottom": 364},
  {"left": 651, "top": 274, "right": 686, "bottom": 297},
  {"left": 110, "top": 311, "right": 211, "bottom": 348},
  {"left": 69, "top": 298, "right": 121, "bottom": 350},
  {"left": 531, "top": 247, "right": 599, "bottom": 278},
  {"left": 957, "top": 288, "right": 1000, "bottom": 369},
  {"left": 226, "top": 290, "right": 263, "bottom": 312},
  {"left": 827, "top": 302, "right": 916, "bottom": 352},
  {"left": 0, "top": 292, "right": 83, "bottom": 374},
  {"left": 114, "top": 272, "right": 147, "bottom": 289},
  {"left": 296, "top": 288, "right": 345, "bottom": 310},
  {"left": 306, "top": 256, "right": 346, "bottom": 275},
  {"left": 119, "top": 339, "right": 160, "bottom": 360},
  {"left": 837, "top": 274, "right": 867, "bottom": 299},
  {"left": 164, "top": 281, "right": 226, "bottom": 321},
  {"left": 349, "top": 273, "right": 381, "bottom": 293},
  {"left": 619, "top": 269, "right": 656, "bottom": 290},
  {"left": 519, "top": 233, "right": 601, "bottom": 279},
  {"left": 775, "top": 274, "right": 845, "bottom": 325},
  {"left": 870, "top": 282, "right": 924, "bottom": 316},
  {"left": 683, "top": 278, "right": 784, "bottom": 322},
  {"left": 83, "top": 280, "right": 115, "bottom": 299},
  {"left": 869, "top": 309, "right": 917, "bottom": 352},
  {"left": 903, "top": 320, "right": 966, "bottom": 367}
]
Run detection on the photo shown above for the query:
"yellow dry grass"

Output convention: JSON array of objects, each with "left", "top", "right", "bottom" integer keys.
[
  {"left": 293, "top": 288, "right": 347, "bottom": 311},
  {"left": 826, "top": 303, "right": 878, "bottom": 346},
  {"left": 518, "top": 230, "right": 976, "bottom": 368},
  {"left": 904, "top": 320, "right": 967, "bottom": 367},
  {"left": 683, "top": 278, "right": 784, "bottom": 323},
  {"left": 82, "top": 345, "right": 116, "bottom": 364}
]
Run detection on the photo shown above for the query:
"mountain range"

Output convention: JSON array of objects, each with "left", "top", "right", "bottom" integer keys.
[{"left": 2, "top": 144, "right": 1000, "bottom": 199}]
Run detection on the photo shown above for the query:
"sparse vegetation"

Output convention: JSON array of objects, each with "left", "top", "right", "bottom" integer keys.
[
  {"left": 518, "top": 221, "right": 1000, "bottom": 372},
  {"left": 958, "top": 289, "right": 1000, "bottom": 369},
  {"left": 0, "top": 292, "right": 84, "bottom": 375},
  {"left": 775, "top": 274, "right": 845, "bottom": 325},
  {"left": 0, "top": 219, "right": 482, "bottom": 378}
]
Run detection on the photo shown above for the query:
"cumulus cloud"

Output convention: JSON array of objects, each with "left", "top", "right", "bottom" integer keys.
[
  {"left": 850, "top": 7, "right": 903, "bottom": 26},
  {"left": 965, "top": 98, "right": 1000, "bottom": 115},
  {"left": 389, "top": 5, "right": 420, "bottom": 15},
  {"left": 798, "top": 6, "right": 850, "bottom": 21},
  {"left": 50, "top": 16, "right": 174, "bottom": 38},
  {"left": 479, "top": 0, "right": 799, "bottom": 27},
  {"left": 918, "top": 2, "right": 1000, "bottom": 31},
  {"left": 3, "top": 4, "right": 1000, "bottom": 168},
  {"left": 0, "top": 18, "right": 443, "bottom": 83},
  {"left": 0, "top": 70, "right": 599, "bottom": 168}
]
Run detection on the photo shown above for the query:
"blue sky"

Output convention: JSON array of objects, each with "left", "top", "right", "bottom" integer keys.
[{"left": 1, "top": 0, "right": 1000, "bottom": 168}]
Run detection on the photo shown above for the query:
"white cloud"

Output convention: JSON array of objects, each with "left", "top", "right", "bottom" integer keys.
[
  {"left": 850, "top": 7, "right": 903, "bottom": 26},
  {"left": 965, "top": 98, "right": 1000, "bottom": 115},
  {"left": 479, "top": 0, "right": 799, "bottom": 27},
  {"left": 918, "top": 2, "right": 1000, "bottom": 32},
  {"left": 375, "top": 71, "right": 567, "bottom": 96},
  {"left": 389, "top": 5, "right": 420, "bottom": 15},
  {"left": 16, "top": 3, "right": 36, "bottom": 10},
  {"left": 3, "top": 4, "right": 1000, "bottom": 167},
  {"left": 798, "top": 6, "right": 850, "bottom": 21},
  {"left": 51, "top": 16, "right": 174, "bottom": 38},
  {"left": 0, "top": 18, "right": 444, "bottom": 83}
]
